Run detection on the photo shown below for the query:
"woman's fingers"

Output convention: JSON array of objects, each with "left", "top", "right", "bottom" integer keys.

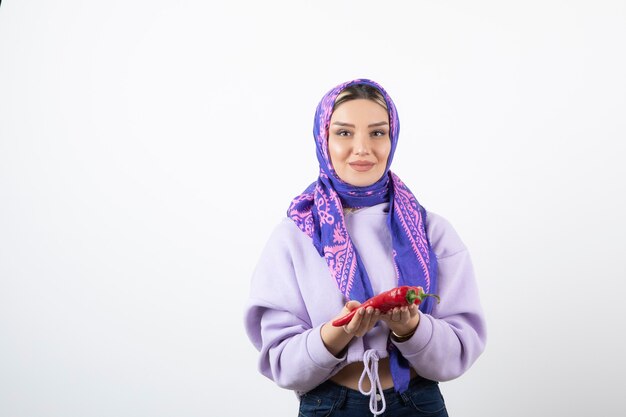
[
  {"left": 342, "top": 307, "right": 364, "bottom": 334},
  {"left": 343, "top": 300, "right": 361, "bottom": 314},
  {"left": 344, "top": 307, "right": 380, "bottom": 337},
  {"left": 379, "top": 305, "right": 420, "bottom": 338},
  {"left": 381, "top": 306, "right": 415, "bottom": 324},
  {"left": 342, "top": 303, "right": 419, "bottom": 337},
  {"left": 386, "top": 307, "right": 404, "bottom": 323},
  {"left": 357, "top": 307, "right": 379, "bottom": 337}
]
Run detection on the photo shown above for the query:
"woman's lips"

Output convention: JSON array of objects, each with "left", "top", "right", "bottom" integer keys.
[{"left": 349, "top": 161, "right": 375, "bottom": 172}]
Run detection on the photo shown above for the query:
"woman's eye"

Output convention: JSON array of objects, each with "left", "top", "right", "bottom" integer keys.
[
  {"left": 372, "top": 130, "right": 386, "bottom": 137},
  {"left": 337, "top": 130, "right": 350, "bottom": 137}
]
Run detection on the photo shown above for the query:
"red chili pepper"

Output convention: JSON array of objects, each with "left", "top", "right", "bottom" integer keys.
[{"left": 332, "top": 286, "right": 440, "bottom": 327}]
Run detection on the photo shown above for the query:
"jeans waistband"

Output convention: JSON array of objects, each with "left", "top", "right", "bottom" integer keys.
[{"left": 305, "top": 375, "right": 438, "bottom": 407}]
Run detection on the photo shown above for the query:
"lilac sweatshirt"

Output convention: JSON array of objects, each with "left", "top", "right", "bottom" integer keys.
[{"left": 244, "top": 203, "right": 486, "bottom": 394}]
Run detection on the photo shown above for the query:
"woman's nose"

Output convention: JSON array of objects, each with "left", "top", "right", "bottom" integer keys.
[{"left": 353, "top": 131, "right": 370, "bottom": 155}]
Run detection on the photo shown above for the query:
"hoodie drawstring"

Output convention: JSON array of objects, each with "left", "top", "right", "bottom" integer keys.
[{"left": 358, "top": 349, "right": 386, "bottom": 416}]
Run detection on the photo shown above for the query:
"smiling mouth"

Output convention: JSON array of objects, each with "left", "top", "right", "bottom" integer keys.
[{"left": 349, "top": 162, "right": 375, "bottom": 172}]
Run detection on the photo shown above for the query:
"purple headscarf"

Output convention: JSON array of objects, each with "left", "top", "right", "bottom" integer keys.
[{"left": 287, "top": 79, "right": 438, "bottom": 393}]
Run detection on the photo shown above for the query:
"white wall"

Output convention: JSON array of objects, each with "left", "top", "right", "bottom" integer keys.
[{"left": 1, "top": 1, "right": 625, "bottom": 416}]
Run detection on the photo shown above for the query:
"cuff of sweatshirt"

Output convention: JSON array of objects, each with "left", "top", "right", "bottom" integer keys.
[
  {"left": 392, "top": 311, "right": 434, "bottom": 356},
  {"left": 306, "top": 324, "right": 346, "bottom": 369}
]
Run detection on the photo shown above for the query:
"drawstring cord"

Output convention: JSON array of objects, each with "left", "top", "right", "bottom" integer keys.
[{"left": 358, "top": 349, "right": 386, "bottom": 416}]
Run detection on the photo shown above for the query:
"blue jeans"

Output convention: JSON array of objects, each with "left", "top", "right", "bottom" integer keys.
[{"left": 298, "top": 377, "right": 448, "bottom": 417}]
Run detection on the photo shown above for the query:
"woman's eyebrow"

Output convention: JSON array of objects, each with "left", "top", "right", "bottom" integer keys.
[
  {"left": 331, "top": 121, "right": 389, "bottom": 127},
  {"left": 368, "top": 121, "right": 389, "bottom": 127}
]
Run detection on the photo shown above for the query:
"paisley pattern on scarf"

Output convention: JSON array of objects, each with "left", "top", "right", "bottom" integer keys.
[
  {"left": 286, "top": 79, "right": 438, "bottom": 393},
  {"left": 391, "top": 173, "right": 431, "bottom": 290}
]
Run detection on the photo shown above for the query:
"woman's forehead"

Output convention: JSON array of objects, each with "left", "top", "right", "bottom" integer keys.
[{"left": 330, "top": 99, "right": 390, "bottom": 123}]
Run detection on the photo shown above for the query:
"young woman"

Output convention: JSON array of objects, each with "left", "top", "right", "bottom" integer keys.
[{"left": 244, "top": 79, "right": 487, "bottom": 416}]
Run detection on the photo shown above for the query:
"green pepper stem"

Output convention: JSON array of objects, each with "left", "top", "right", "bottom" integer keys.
[
  {"left": 405, "top": 289, "right": 419, "bottom": 304},
  {"left": 406, "top": 289, "right": 441, "bottom": 305},
  {"left": 421, "top": 293, "right": 441, "bottom": 304}
]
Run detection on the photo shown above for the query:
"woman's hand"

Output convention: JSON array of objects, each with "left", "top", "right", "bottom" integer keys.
[
  {"left": 380, "top": 304, "right": 420, "bottom": 339},
  {"left": 340, "top": 300, "right": 381, "bottom": 337},
  {"left": 321, "top": 301, "right": 420, "bottom": 356},
  {"left": 320, "top": 301, "right": 381, "bottom": 357}
]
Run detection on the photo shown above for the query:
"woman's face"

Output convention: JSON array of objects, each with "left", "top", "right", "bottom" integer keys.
[{"left": 328, "top": 99, "right": 391, "bottom": 187}]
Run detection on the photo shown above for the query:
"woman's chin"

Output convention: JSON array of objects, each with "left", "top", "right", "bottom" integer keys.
[{"left": 342, "top": 176, "right": 378, "bottom": 187}]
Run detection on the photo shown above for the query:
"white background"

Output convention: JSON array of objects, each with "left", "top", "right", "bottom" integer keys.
[{"left": 1, "top": 1, "right": 625, "bottom": 416}]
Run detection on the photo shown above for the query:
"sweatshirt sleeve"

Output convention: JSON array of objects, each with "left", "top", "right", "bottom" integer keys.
[
  {"left": 244, "top": 221, "right": 345, "bottom": 392},
  {"left": 391, "top": 214, "right": 487, "bottom": 381}
]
